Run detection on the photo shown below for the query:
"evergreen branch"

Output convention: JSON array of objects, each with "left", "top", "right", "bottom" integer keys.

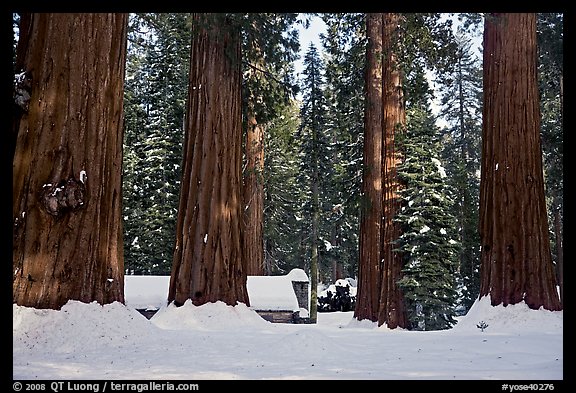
[{"left": 242, "top": 61, "right": 296, "bottom": 95}]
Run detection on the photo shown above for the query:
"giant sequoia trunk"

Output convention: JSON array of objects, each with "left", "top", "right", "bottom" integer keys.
[
  {"left": 243, "top": 102, "right": 265, "bottom": 276},
  {"left": 356, "top": 13, "right": 407, "bottom": 328},
  {"left": 378, "top": 12, "right": 407, "bottom": 329},
  {"left": 12, "top": 13, "right": 128, "bottom": 309},
  {"left": 355, "top": 13, "right": 383, "bottom": 323},
  {"left": 479, "top": 13, "right": 562, "bottom": 311},
  {"left": 168, "top": 14, "right": 249, "bottom": 307}
]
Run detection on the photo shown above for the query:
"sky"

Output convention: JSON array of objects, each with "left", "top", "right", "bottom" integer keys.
[
  {"left": 13, "top": 274, "right": 564, "bottom": 383},
  {"left": 294, "top": 14, "right": 327, "bottom": 79}
]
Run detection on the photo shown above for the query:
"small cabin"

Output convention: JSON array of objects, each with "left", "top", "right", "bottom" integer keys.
[
  {"left": 246, "top": 268, "right": 310, "bottom": 324},
  {"left": 124, "top": 275, "right": 170, "bottom": 319},
  {"left": 124, "top": 270, "right": 311, "bottom": 323}
]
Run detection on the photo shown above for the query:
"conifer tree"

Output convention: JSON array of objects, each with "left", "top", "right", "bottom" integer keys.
[
  {"left": 298, "top": 43, "right": 331, "bottom": 322},
  {"left": 13, "top": 13, "right": 128, "bottom": 309},
  {"left": 262, "top": 100, "right": 303, "bottom": 274},
  {"left": 479, "top": 13, "right": 561, "bottom": 311},
  {"left": 169, "top": 13, "right": 248, "bottom": 307},
  {"left": 168, "top": 13, "right": 299, "bottom": 306},
  {"left": 321, "top": 13, "right": 365, "bottom": 282},
  {"left": 438, "top": 33, "right": 483, "bottom": 312},
  {"left": 395, "top": 91, "right": 460, "bottom": 330},
  {"left": 240, "top": 13, "right": 299, "bottom": 276},
  {"left": 356, "top": 12, "right": 457, "bottom": 327},
  {"left": 356, "top": 13, "right": 384, "bottom": 323},
  {"left": 537, "top": 13, "right": 563, "bottom": 304},
  {"left": 123, "top": 13, "right": 191, "bottom": 275}
]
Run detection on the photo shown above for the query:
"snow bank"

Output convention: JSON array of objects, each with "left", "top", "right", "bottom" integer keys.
[
  {"left": 453, "top": 295, "right": 563, "bottom": 333},
  {"left": 13, "top": 301, "right": 155, "bottom": 353},
  {"left": 150, "top": 300, "right": 270, "bottom": 330},
  {"left": 345, "top": 317, "right": 378, "bottom": 329}
]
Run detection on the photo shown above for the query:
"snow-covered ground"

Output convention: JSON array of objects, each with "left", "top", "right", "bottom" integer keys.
[{"left": 13, "top": 276, "right": 563, "bottom": 381}]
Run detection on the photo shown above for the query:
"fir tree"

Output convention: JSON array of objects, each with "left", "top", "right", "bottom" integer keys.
[
  {"left": 298, "top": 43, "right": 332, "bottom": 322},
  {"left": 395, "top": 102, "right": 460, "bottom": 331},
  {"left": 393, "top": 64, "right": 460, "bottom": 330}
]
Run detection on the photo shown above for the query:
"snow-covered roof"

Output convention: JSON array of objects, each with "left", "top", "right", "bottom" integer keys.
[
  {"left": 124, "top": 275, "right": 170, "bottom": 310},
  {"left": 124, "top": 268, "right": 310, "bottom": 312},
  {"left": 286, "top": 268, "right": 308, "bottom": 282},
  {"left": 246, "top": 274, "right": 299, "bottom": 312}
]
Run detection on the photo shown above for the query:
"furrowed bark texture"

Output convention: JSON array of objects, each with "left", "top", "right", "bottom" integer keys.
[
  {"left": 169, "top": 14, "right": 249, "bottom": 307},
  {"left": 243, "top": 103, "right": 265, "bottom": 276},
  {"left": 355, "top": 13, "right": 383, "bottom": 323},
  {"left": 12, "top": 13, "right": 128, "bottom": 309},
  {"left": 378, "top": 12, "right": 407, "bottom": 329},
  {"left": 479, "top": 13, "right": 561, "bottom": 311},
  {"left": 356, "top": 13, "right": 407, "bottom": 328}
]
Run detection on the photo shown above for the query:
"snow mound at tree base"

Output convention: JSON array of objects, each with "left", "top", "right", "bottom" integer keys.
[
  {"left": 13, "top": 301, "right": 156, "bottom": 353},
  {"left": 150, "top": 300, "right": 270, "bottom": 330},
  {"left": 453, "top": 295, "right": 563, "bottom": 333}
]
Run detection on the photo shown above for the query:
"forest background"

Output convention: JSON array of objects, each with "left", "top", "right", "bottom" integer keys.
[{"left": 115, "top": 13, "right": 562, "bottom": 316}]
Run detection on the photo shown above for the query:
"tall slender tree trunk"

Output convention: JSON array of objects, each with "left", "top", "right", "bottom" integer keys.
[
  {"left": 355, "top": 13, "right": 383, "bottom": 323},
  {"left": 12, "top": 13, "right": 128, "bottom": 309},
  {"left": 479, "top": 13, "right": 561, "bottom": 311},
  {"left": 378, "top": 12, "right": 407, "bottom": 329},
  {"left": 310, "top": 120, "right": 320, "bottom": 323},
  {"left": 168, "top": 13, "right": 249, "bottom": 307},
  {"left": 457, "top": 54, "right": 467, "bottom": 278},
  {"left": 243, "top": 101, "right": 265, "bottom": 276}
]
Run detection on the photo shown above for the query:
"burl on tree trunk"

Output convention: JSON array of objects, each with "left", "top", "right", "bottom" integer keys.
[{"left": 12, "top": 13, "right": 128, "bottom": 310}]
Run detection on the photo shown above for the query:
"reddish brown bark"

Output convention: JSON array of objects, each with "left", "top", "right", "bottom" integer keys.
[
  {"left": 378, "top": 12, "right": 407, "bottom": 329},
  {"left": 355, "top": 13, "right": 383, "bottom": 322},
  {"left": 356, "top": 13, "right": 407, "bottom": 328},
  {"left": 479, "top": 13, "right": 561, "bottom": 311},
  {"left": 12, "top": 13, "right": 128, "bottom": 309},
  {"left": 243, "top": 103, "right": 265, "bottom": 276},
  {"left": 168, "top": 14, "right": 249, "bottom": 307}
]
